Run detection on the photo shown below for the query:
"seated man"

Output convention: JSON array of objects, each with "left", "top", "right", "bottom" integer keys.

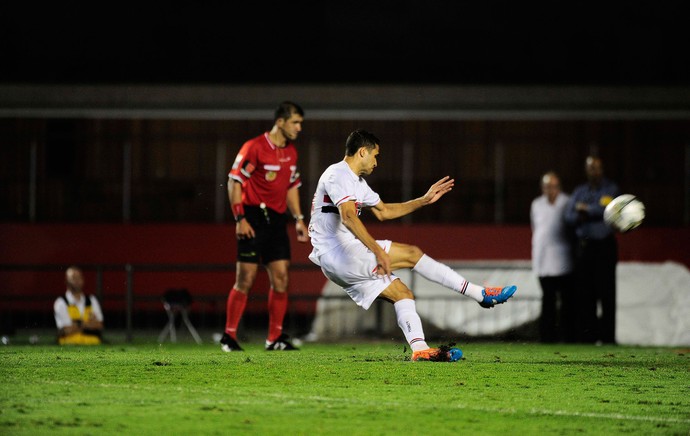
[{"left": 54, "top": 266, "right": 104, "bottom": 345}]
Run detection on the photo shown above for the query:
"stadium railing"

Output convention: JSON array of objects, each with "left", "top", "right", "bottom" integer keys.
[{"left": 1, "top": 262, "right": 539, "bottom": 343}]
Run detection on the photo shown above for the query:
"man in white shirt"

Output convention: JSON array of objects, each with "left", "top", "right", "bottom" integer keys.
[
  {"left": 54, "top": 266, "right": 104, "bottom": 345},
  {"left": 308, "top": 129, "right": 517, "bottom": 362},
  {"left": 530, "top": 171, "right": 575, "bottom": 343}
]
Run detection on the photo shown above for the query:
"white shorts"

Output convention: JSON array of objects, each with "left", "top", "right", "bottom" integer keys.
[{"left": 317, "top": 239, "right": 399, "bottom": 310}]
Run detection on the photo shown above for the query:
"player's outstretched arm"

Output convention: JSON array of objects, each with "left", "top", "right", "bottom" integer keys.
[{"left": 369, "top": 176, "right": 455, "bottom": 221}]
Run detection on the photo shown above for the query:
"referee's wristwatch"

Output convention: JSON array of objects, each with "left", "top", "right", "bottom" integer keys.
[
  {"left": 235, "top": 214, "right": 245, "bottom": 223},
  {"left": 293, "top": 214, "right": 305, "bottom": 221}
]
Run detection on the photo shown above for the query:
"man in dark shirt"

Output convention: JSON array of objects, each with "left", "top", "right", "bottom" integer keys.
[{"left": 565, "top": 156, "right": 620, "bottom": 344}]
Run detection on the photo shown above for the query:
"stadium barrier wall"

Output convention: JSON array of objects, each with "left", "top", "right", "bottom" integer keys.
[
  {"left": 1, "top": 224, "right": 688, "bottom": 341},
  {"left": 309, "top": 261, "right": 690, "bottom": 346}
]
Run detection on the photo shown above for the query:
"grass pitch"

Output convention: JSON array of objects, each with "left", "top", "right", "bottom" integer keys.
[{"left": 1, "top": 340, "right": 688, "bottom": 435}]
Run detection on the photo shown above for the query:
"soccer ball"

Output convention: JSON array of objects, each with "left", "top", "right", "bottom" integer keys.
[{"left": 603, "top": 194, "right": 645, "bottom": 233}]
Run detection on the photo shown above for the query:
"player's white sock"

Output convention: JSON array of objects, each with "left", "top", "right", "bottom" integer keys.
[
  {"left": 412, "top": 254, "right": 485, "bottom": 303},
  {"left": 393, "top": 299, "right": 429, "bottom": 351}
]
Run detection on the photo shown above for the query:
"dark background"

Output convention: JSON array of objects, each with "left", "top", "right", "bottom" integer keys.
[
  {"left": 2, "top": 2, "right": 689, "bottom": 227},
  {"left": 2, "top": 2, "right": 689, "bottom": 86}
]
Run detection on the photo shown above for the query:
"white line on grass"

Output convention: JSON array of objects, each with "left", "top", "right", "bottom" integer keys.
[
  {"left": 261, "top": 393, "right": 690, "bottom": 425},
  {"left": 37, "top": 380, "right": 690, "bottom": 425},
  {"left": 526, "top": 408, "right": 690, "bottom": 424}
]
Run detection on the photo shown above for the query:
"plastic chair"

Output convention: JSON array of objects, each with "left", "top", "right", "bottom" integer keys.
[{"left": 157, "top": 288, "right": 202, "bottom": 344}]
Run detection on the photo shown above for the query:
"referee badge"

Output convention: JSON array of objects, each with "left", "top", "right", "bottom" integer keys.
[{"left": 266, "top": 171, "right": 277, "bottom": 181}]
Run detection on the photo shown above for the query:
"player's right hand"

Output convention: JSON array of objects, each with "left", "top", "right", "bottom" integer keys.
[{"left": 375, "top": 251, "right": 392, "bottom": 280}]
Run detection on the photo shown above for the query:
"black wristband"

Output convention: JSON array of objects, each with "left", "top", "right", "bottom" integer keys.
[{"left": 235, "top": 214, "right": 245, "bottom": 223}]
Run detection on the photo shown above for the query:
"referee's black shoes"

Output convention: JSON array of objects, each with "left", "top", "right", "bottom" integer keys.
[
  {"left": 220, "top": 333, "right": 244, "bottom": 352},
  {"left": 265, "top": 333, "right": 299, "bottom": 351}
]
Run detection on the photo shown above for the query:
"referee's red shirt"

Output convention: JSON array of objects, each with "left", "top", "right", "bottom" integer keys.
[{"left": 228, "top": 132, "right": 302, "bottom": 214}]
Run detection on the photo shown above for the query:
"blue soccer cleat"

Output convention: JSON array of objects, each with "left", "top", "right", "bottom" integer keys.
[
  {"left": 448, "top": 347, "right": 463, "bottom": 362},
  {"left": 479, "top": 285, "right": 517, "bottom": 308}
]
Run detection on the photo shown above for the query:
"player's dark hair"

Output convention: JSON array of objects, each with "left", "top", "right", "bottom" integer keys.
[
  {"left": 274, "top": 101, "right": 304, "bottom": 122},
  {"left": 345, "top": 129, "right": 380, "bottom": 156}
]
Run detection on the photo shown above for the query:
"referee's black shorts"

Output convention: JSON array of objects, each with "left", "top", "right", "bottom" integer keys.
[{"left": 236, "top": 205, "right": 291, "bottom": 265}]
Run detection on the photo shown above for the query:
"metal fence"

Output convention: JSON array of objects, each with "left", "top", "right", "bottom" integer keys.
[{"left": 1, "top": 262, "right": 541, "bottom": 345}]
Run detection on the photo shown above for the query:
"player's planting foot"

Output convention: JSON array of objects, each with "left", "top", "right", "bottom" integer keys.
[
  {"left": 479, "top": 285, "right": 517, "bottom": 308},
  {"left": 265, "top": 333, "right": 299, "bottom": 351},
  {"left": 412, "top": 346, "right": 463, "bottom": 362},
  {"left": 220, "top": 333, "right": 244, "bottom": 352}
]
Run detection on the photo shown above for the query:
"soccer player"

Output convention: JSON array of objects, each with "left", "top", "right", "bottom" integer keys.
[
  {"left": 307, "top": 129, "right": 517, "bottom": 361},
  {"left": 221, "top": 101, "right": 308, "bottom": 352}
]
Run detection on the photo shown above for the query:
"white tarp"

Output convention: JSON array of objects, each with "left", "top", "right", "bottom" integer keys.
[{"left": 308, "top": 261, "right": 690, "bottom": 347}]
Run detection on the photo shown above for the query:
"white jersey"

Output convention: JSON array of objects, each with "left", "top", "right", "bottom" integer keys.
[
  {"left": 530, "top": 192, "right": 573, "bottom": 277},
  {"left": 308, "top": 161, "right": 380, "bottom": 265}
]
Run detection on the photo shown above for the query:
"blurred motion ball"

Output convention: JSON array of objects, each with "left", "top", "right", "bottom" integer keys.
[{"left": 603, "top": 194, "right": 645, "bottom": 233}]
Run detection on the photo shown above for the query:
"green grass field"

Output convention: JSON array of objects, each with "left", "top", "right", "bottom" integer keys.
[{"left": 1, "top": 339, "right": 688, "bottom": 435}]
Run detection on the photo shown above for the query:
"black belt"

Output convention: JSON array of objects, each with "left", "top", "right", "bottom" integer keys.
[{"left": 321, "top": 206, "right": 338, "bottom": 214}]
